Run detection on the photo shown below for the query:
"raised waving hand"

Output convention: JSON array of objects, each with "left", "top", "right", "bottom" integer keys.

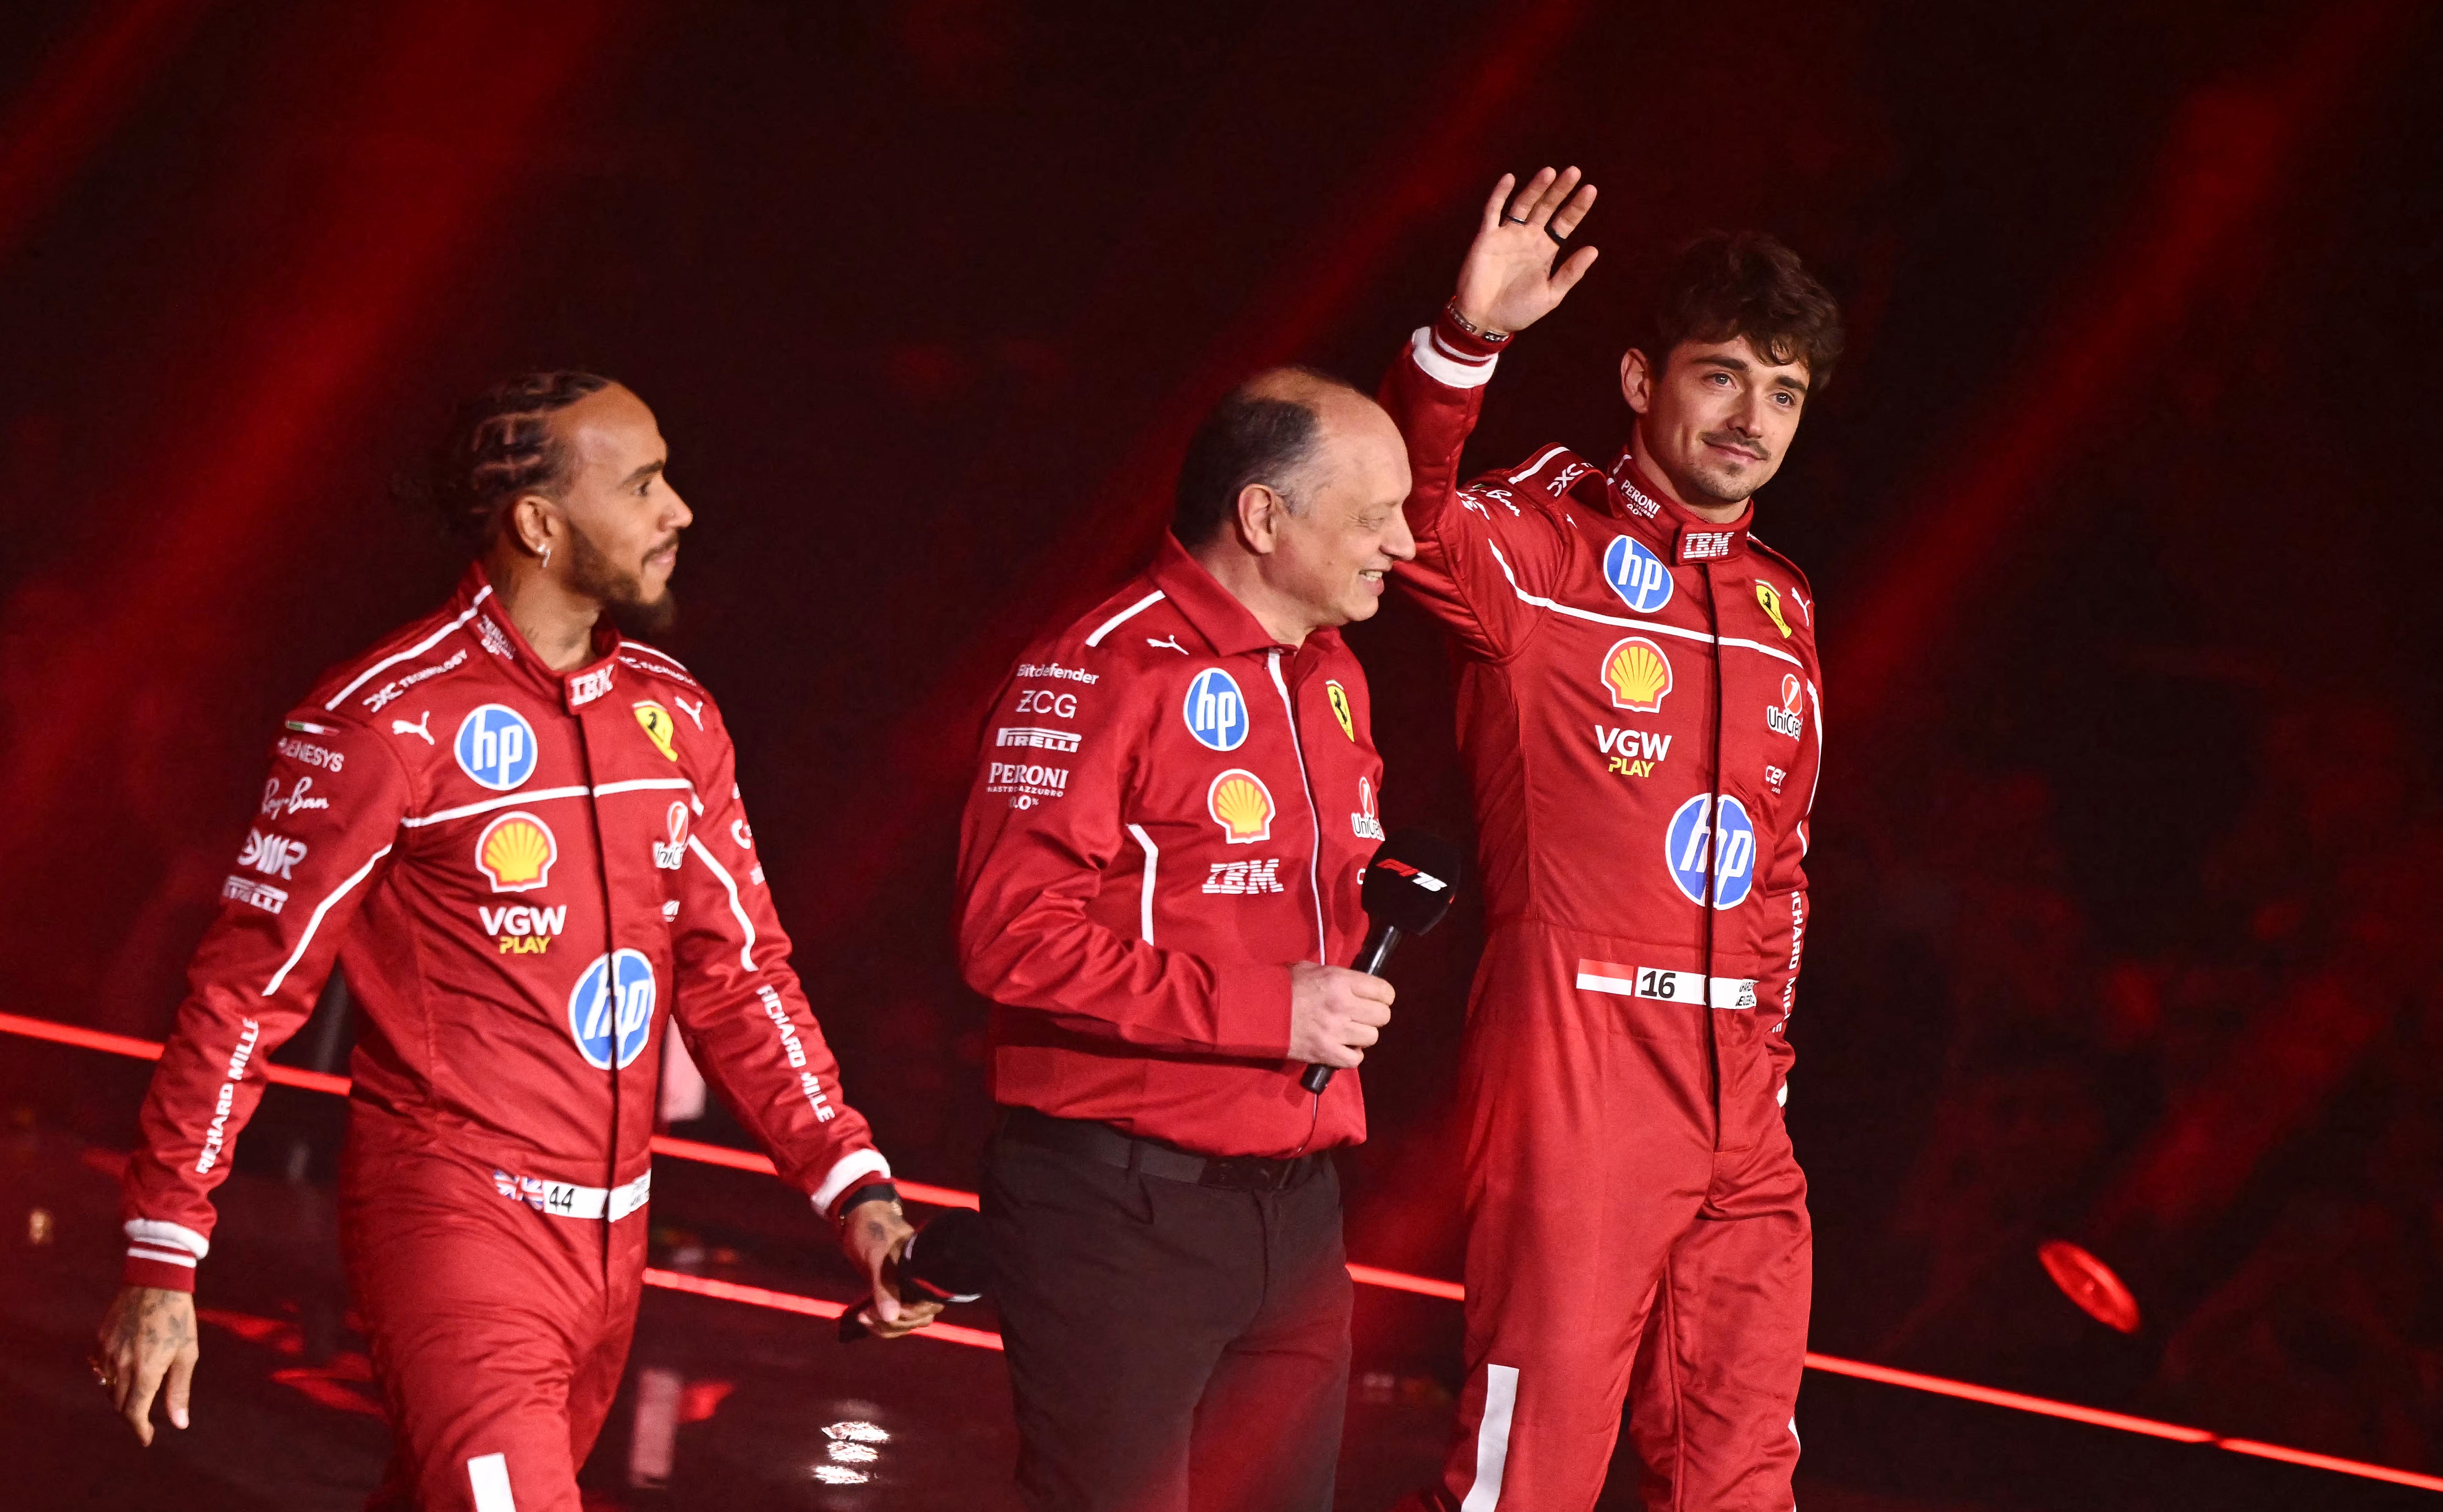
[{"left": 1451, "top": 166, "right": 1599, "bottom": 337}]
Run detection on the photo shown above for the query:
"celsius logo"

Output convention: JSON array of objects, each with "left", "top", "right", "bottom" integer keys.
[
  {"left": 568, "top": 949, "right": 656, "bottom": 1070},
  {"left": 1183, "top": 668, "right": 1250, "bottom": 752},
  {"left": 1603, "top": 534, "right": 1673, "bottom": 613},
  {"left": 1665, "top": 793, "right": 1757, "bottom": 910},
  {"left": 455, "top": 704, "right": 538, "bottom": 791},
  {"left": 1767, "top": 675, "right": 1804, "bottom": 739}
]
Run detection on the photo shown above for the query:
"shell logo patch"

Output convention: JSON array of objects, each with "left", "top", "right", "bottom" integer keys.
[
  {"left": 1207, "top": 768, "right": 1275, "bottom": 844},
  {"left": 1600, "top": 636, "right": 1673, "bottom": 713},
  {"left": 633, "top": 701, "right": 678, "bottom": 762},
  {"left": 1326, "top": 680, "right": 1356, "bottom": 743},
  {"left": 1756, "top": 581, "right": 1794, "bottom": 639},
  {"left": 475, "top": 811, "right": 558, "bottom": 894}
]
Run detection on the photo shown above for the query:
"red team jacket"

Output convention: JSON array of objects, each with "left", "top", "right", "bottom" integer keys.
[
  {"left": 119, "top": 565, "right": 888, "bottom": 1291},
  {"left": 957, "top": 535, "right": 1384, "bottom": 1157},
  {"left": 1380, "top": 310, "right": 1822, "bottom": 1082}
]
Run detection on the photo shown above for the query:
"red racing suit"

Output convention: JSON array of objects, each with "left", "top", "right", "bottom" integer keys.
[
  {"left": 957, "top": 533, "right": 1382, "bottom": 1156},
  {"left": 1381, "top": 309, "right": 1823, "bottom": 1511},
  {"left": 118, "top": 563, "right": 891, "bottom": 1512}
]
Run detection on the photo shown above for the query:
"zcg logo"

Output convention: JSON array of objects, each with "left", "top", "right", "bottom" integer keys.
[
  {"left": 1183, "top": 668, "right": 1250, "bottom": 752},
  {"left": 455, "top": 705, "right": 538, "bottom": 791},
  {"left": 568, "top": 949, "right": 656, "bottom": 1070},
  {"left": 1665, "top": 793, "right": 1756, "bottom": 910}
]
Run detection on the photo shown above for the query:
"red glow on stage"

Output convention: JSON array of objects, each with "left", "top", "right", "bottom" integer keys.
[
  {"left": 21, "top": 1011, "right": 2443, "bottom": 1494},
  {"left": 2037, "top": 1239, "right": 2142, "bottom": 1334}
]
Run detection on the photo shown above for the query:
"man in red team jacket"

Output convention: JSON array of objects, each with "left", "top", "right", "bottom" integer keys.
[
  {"left": 94, "top": 374, "right": 939, "bottom": 1511},
  {"left": 1381, "top": 171, "right": 1844, "bottom": 1510},
  {"left": 958, "top": 368, "right": 1414, "bottom": 1511}
]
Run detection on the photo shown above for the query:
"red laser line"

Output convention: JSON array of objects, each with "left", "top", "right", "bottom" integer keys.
[{"left": 13, "top": 1011, "right": 2443, "bottom": 1493}]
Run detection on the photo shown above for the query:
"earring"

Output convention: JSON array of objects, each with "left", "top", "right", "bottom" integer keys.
[{"left": 540, "top": 544, "right": 553, "bottom": 568}]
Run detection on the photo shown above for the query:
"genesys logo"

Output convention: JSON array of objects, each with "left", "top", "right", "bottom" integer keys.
[
  {"left": 476, "top": 811, "right": 557, "bottom": 894},
  {"left": 275, "top": 737, "right": 343, "bottom": 773},
  {"left": 1767, "top": 675, "right": 1804, "bottom": 739},
  {"left": 568, "top": 949, "right": 656, "bottom": 1070},
  {"left": 653, "top": 802, "right": 690, "bottom": 870},
  {"left": 237, "top": 828, "right": 309, "bottom": 881},
  {"left": 1183, "top": 668, "right": 1250, "bottom": 752},
  {"left": 1208, "top": 768, "right": 1274, "bottom": 844},
  {"left": 480, "top": 903, "right": 566, "bottom": 955},
  {"left": 455, "top": 705, "right": 539, "bottom": 791}
]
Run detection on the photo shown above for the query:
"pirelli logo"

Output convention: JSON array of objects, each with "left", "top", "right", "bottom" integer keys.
[{"left": 996, "top": 726, "right": 1081, "bottom": 754}]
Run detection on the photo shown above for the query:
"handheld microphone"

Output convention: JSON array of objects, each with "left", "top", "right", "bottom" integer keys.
[
  {"left": 838, "top": 1206, "right": 991, "bottom": 1342},
  {"left": 1301, "top": 828, "right": 1464, "bottom": 1094}
]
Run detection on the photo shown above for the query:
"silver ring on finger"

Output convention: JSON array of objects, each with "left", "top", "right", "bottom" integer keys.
[{"left": 1502, "top": 214, "right": 1529, "bottom": 225}]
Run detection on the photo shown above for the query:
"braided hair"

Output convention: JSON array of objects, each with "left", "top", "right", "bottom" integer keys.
[{"left": 414, "top": 371, "right": 614, "bottom": 551}]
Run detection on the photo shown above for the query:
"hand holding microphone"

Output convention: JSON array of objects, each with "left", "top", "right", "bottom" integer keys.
[
  {"left": 839, "top": 1206, "right": 992, "bottom": 1343},
  {"left": 1298, "top": 829, "right": 1464, "bottom": 1093}
]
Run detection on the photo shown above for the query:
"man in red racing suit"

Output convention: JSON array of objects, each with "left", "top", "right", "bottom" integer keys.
[
  {"left": 1381, "top": 172, "right": 1844, "bottom": 1509},
  {"left": 95, "top": 374, "right": 935, "bottom": 1511}
]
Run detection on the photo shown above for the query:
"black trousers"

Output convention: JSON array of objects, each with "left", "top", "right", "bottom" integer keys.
[{"left": 982, "top": 1120, "right": 1353, "bottom": 1512}]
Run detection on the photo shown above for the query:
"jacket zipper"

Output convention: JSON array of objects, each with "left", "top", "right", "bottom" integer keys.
[{"left": 1264, "top": 650, "right": 1328, "bottom": 966}]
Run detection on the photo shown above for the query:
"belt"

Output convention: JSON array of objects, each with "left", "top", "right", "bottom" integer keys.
[
  {"left": 1574, "top": 959, "right": 1757, "bottom": 1010},
  {"left": 491, "top": 1167, "right": 651, "bottom": 1221},
  {"left": 1000, "top": 1107, "right": 1326, "bottom": 1193}
]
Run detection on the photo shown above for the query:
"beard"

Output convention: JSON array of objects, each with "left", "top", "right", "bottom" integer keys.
[{"left": 568, "top": 520, "right": 680, "bottom": 639}]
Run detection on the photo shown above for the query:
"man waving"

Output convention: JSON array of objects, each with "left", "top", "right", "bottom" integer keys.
[{"left": 1381, "top": 170, "right": 1843, "bottom": 1511}]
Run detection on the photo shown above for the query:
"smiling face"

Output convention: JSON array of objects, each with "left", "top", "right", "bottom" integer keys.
[
  {"left": 1263, "top": 390, "right": 1416, "bottom": 631},
  {"left": 1623, "top": 335, "right": 1812, "bottom": 512},
  {"left": 545, "top": 384, "right": 693, "bottom": 632}
]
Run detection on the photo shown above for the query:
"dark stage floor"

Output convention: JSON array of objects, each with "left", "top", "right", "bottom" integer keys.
[{"left": 2, "top": 1125, "right": 2434, "bottom": 1512}]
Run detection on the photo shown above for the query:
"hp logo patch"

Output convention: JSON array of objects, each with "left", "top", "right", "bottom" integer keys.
[
  {"left": 568, "top": 948, "right": 656, "bottom": 1070},
  {"left": 1665, "top": 793, "right": 1757, "bottom": 910},
  {"left": 1603, "top": 534, "right": 1674, "bottom": 613},
  {"left": 455, "top": 704, "right": 539, "bottom": 791},
  {"left": 1182, "top": 668, "right": 1250, "bottom": 752}
]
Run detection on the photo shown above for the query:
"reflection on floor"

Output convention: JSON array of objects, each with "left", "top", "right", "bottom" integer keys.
[{"left": 3, "top": 1128, "right": 2432, "bottom": 1512}]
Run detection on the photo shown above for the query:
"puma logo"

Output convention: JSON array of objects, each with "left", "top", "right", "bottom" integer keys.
[
  {"left": 673, "top": 695, "right": 705, "bottom": 729},
  {"left": 1146, "top": 635, "right": 1187, "bottom": 655},
  {"left": 392, "top": 711, "right": 433, "bottom": 745}
]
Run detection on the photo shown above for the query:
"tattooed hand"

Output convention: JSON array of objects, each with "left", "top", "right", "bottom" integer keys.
[
  {"left": 95, "top": 1286, "right": 199, "bottom": 1445},
  {"left": 838, "top": 1199, "right": 943, "bottom": 1340}
]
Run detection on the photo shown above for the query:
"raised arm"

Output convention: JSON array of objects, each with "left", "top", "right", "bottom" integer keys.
[{"left": 1379, "top": 168, "right": 1600, "bottom": 658}]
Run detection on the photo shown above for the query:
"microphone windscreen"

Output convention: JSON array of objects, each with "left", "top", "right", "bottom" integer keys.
[
  {"left": 1360, "top": 828, "right": 1466, "bottom": 935},
  {"left": 904, "top": 1207, "right": 992, "bottom": 1302}
]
